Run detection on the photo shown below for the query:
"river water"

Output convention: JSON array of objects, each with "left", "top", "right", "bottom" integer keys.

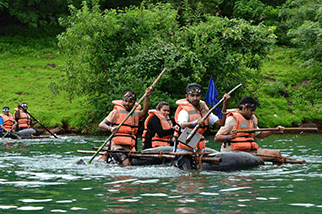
[{"left": 0, "top": 134, "right": 321, "bottom": 213}]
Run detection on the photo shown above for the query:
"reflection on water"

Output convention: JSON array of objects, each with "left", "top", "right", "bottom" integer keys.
[{"left": 0, "top": 134, "right": 321, "bottom": 213}]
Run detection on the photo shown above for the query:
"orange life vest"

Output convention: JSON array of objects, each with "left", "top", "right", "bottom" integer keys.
[
  {"left": 17, "top": 111, "right": 31, "bottom": 129},
  {"left": 142, "top": 110, "right": 173, "bottom": 148},
  {"left": 111, "top": 100, "right": 141, "bottom": 149},
  {"left": 174, "top": 99, "right": 209, "bottom": 151},
  {"left": 0, "top": 113, "right": 14, "bottom": 131},
  {"left": 229, "top": 112, "right": 259, "bottom": 151}
]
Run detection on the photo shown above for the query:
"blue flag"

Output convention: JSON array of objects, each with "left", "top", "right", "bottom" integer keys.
[{"left": 205, "top": 76, "right": 223, "bottom": 119}]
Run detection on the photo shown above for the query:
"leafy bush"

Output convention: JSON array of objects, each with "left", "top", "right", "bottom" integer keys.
[{"left": 55, "top": 1, "right": 276, "bottom": 130}]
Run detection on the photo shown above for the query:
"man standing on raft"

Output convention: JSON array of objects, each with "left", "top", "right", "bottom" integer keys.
[
  {"left": 215, "top": 96, "right": 285, "bottom": 162},
  {"left": 174, "top": 83, "right": 230, "bottom": 169}
]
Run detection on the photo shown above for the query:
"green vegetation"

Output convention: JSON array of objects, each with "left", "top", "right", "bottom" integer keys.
[
  {"left": 249, "top": 47, "right": 322, "bottom": 128},
  {"left": 1, "top": 0, "right": 321, "bottom": 133},
  {"left": 0, "top": 36, "right": 85, "bottom": 129}
]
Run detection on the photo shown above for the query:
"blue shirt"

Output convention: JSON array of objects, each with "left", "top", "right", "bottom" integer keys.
[{"left": 0, "top": 116, "right": 3, "bottom": 132}]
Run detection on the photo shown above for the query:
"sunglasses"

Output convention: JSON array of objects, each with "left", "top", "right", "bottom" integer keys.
[{"left": 245, "top": 103, "right": 256, "bottom": 110}]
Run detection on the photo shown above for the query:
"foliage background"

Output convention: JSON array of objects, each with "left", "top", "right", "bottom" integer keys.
[{"left": 0, "top": 0, "right": 321, "bottom": 134}]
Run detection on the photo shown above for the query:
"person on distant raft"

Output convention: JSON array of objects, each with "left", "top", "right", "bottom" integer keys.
[
  {"left": 98, "top": 87, "right": 154, "bottom": 166},
  {"left": 142, "top": 101, "right": 175, "bottom": 150},
  {"left": 0, "top": 106, "right": 21, "bottom": 139},
  {"left": 14, "top": 103, "right": 40, "bottom": 135},
  {"left": 214, "top": 96, "right": 284, "bottom": 162},
  {"left": 173, "top": 83, "right": 231, "bottom": 170}
]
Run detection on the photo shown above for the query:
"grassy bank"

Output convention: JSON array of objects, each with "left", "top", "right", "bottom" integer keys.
[
  {"left": 253, "top": 46, "right": 322, "bottom": 128},
  {"left": 1, "top": 36, "right": 321, "bottom": 133},
  {"left": 0, "top": 36, "right": 85, "bottom": 129}
]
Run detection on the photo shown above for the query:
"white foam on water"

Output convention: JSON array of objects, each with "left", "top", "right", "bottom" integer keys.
[
  {"left": 141, "top": 193, "right": 168, "bottom": 197},
  {"left": 0, "top": 180, "right": 66, "bottom": 187},
  {"left": 289, "top": 203, "right": 315, "bottom": 207},
  {"left": 178, "top": 199, "right": 196, "bottom": 203},
  {"left": 117, "top": 199, "right": 139, "bottom": 202},
  {"left": 0, "top": 205, "right": 18, "bottom": 209},
  {"left": 199, "top": 192, "right": 219, "bottom": 196},
  {"left": 132, "top": 179, "right": 159, "bottom": 184},
  {"left": 107, "top": 189, "right": 119, "bottom": 192},
  {"left": 70, "top": 207, "right": 87, "bottom": 210},
  {"left": 256, "top": 197, "right": 268, "bottom": 200},
  {"left": 104, "top": 178, "right": 137, "bottom": 185},
  {"left": 81, "top": 187, "right": 92, "bottom": 190},
  {"left": 220, "top": 187, "right": 251, "bottom": 192},
  {"left": 17, "top": 206, "right": 44, "bottom": 210},
  {"left": 56, "top": 200, "right": 75, "bottom": 203},
  {"left": 19, "top": 199, "right": 52, "bottom": 203},
  {"left": 238, "top": 199, "right": 251, "bottom": 202},
  {"left": 51, "top": 209, "right": 67, "bottom": 213}
]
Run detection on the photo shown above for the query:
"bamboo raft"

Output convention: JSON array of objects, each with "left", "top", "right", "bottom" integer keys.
[
  {"left": 77, "top": 146, "right": 265, "bottom": 171},
  {"left": 77, "top": 144, "right": 306, "bottom": 171}
]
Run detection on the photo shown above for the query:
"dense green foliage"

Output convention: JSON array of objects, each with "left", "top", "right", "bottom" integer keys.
[
  {"left": 53, "top": 1, "right": 277, "bottom": 132},
  {"left": 1, "top": 0, "right": 322, "bottom": 133}
]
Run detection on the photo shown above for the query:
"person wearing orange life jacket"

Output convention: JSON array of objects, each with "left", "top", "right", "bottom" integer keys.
[
  {"left": 174, "top": 83, "right": 230, "bottom": 170},
  {"left": 214, "top": 96, "right": 284, "bottom": 162},
  {"left": 98, "top": 87, "right": 154, "bottom": 166},
  {"left": 142, "top": 101, "right": 175, "bottom": 150},
  {"left": 14, "top": 103, "right": 40, "bottom": 132},
  {"left": 0, "top": 106, "right": 21, "bottom": 139}
]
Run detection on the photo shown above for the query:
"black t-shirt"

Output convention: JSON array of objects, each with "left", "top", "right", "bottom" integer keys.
[{"left": 143, "top": 115, "right": 174, "bottom": 150}]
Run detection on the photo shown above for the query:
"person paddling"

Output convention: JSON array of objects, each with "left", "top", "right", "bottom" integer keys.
[
  {"left": 142, "top": 101, "right": 175, "bottom": 150},
  {"left": 0, "top": 106, "right": 21, "bottom": 139},
  {"left": 214, "top": 96, "right": 285, "bottom": 163},
  {"left": 14, "top": 103, "right": 40, "bottom": 135},
  {"left": 98, "top": 87, "right": 154, "bottom": 166},
  {"left": 173, "top": 83, "right": 231, "bottom": 170}
]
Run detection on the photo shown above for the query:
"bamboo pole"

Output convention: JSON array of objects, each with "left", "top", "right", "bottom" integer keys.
[
  {"left": 78, "top": 150, "right": 222, "bottom": 163},
  {"left": 254, "top": 154, "right": 306, "bottom": 164},
  {"left": 237, "top": 127, "right": 318, "bottom": 133},
  {"left": 92, "top": 146, "right": 214, "bottom": 156}
]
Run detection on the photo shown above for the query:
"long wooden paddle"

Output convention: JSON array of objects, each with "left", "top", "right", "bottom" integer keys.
[
  {"left": 87, "top": 68, "right": 168, "bottom": 164},
  {"left": 179, "top": 83, "right": 243, "bottom": 148},
  {"left": 18, "top": 104, "right": 58, "bottom": 138},
  {"left": 78, "top": 150, "right": 221, "bottom": 163},
  {"left": 237, "top": 127, "right": 318, "bottom": 133},
  {"left": 255, "top": 153, "right": 306, "bottom": 164}
]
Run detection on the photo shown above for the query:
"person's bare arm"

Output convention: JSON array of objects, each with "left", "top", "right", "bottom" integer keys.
[
  {"left": 255, "top": 125, "right": 285, "bottom": 138},
  {"left": 214, "top": 116, "right": 237, "bottom": 142},
  {"left": 214, "top": 93, "right": 230, "bottom": 126},
  {"left": 98, "top": 110, "right": 118, "bottom": 134},
  {"left": 139, "top": 86, "right": 154, "bottom": 119}
]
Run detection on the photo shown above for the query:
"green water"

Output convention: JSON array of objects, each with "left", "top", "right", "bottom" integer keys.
[{"left": 0, "top": 134, "right": 321, "bottom": 213}]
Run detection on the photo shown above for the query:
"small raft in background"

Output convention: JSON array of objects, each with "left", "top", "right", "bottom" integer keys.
[{"left": 15, "top": 128, "right": 51, "bottom": 139}]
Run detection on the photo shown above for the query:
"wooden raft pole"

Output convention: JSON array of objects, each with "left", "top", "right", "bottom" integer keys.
[
  {"left": 238, "top": 127, "right": 318, "bottom": 133},
  {"left": 92, "top": 146, "right": 215, "bottom": 156},
  {"left": 78, "top": 150, "right": 222, "bottom": 163},
  {"left": 255, "top": 154, "right": 306, "bottom": 164}
]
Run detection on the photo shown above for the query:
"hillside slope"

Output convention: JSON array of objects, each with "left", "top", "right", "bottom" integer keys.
[{"left": 1, "top": 37, "right": 321, "bottom": 133}]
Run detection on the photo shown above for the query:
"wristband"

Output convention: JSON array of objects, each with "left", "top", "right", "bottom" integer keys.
[
  {"left": 191, "top": 122, "right": 194, "bottom": 128},
  {"left": 226, "top": 135, "right": 229, "bottom": 141},
  {"left": 106, "top": 126, "right": 110, "bottom": 132}
]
